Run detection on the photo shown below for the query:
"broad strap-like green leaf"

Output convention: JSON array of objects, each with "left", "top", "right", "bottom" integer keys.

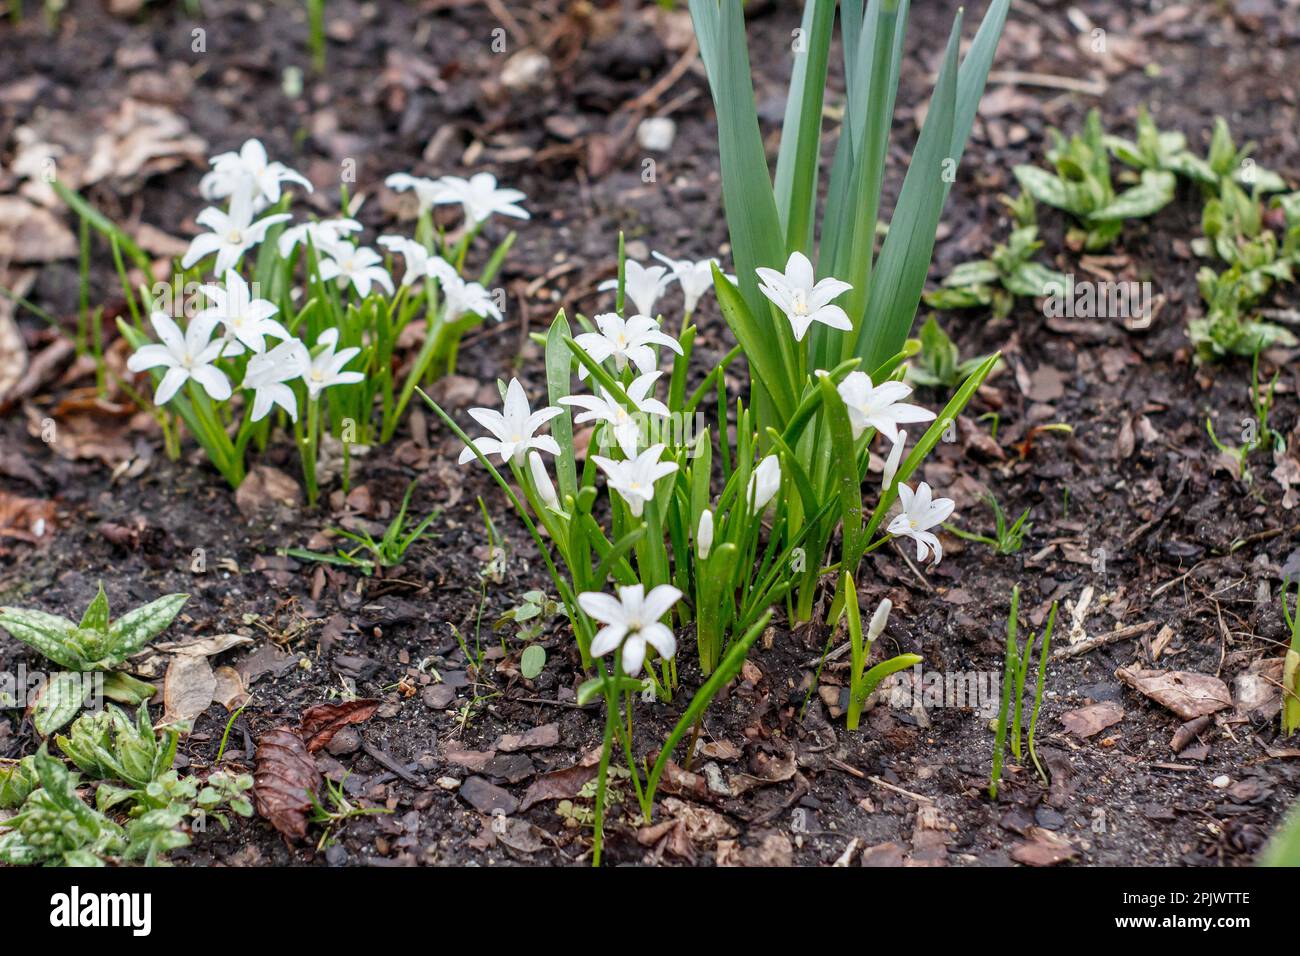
[
  {"left": 33, "top": 672, "right": 93, "bottom": 737},
  {"left": 107, "top": 593, "right": 188, "bottom": 660},
  {"left": 689, "top": 0, "right": 788, "bottom": 338},
  {"left": 773, "top": 0, "right": 836, "bottom": 253},
  {"left": 0, "top": 607, "right": 81, "bottom": 670},
  {"left": 852, "top": 11, "right": 962, "bottom": 369}
]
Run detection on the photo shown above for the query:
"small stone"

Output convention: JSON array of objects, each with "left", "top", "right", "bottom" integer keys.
[
  {"left": 1212, "top": 774, "right": 1232, "bottom": 789},
  {"left": 325, "top": 726, "right": 361, "bottom": 756},
  {"left": 501, "top": 50, "right": 550, "bottom": 92},
  {"left": 422, "top": 684, "right": 456, "bottom": 709},
  {"left": 637, "top": 116, "right": 677, "bottom": 152},
  {"left": 436, "top": 776, "right": 461, "bottom": 790}
]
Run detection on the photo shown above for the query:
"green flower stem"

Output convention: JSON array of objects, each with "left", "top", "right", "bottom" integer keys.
[{"left": 300, "top": 395, "right": 321, "bottom": 506}]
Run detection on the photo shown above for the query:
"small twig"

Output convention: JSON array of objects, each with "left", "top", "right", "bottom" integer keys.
[
  {"left": 868, "top": 775, "right": 934, "bottom": 804},
  {"left": 1052, "top": 620, "right": 1157, "bottom": 660},
  {"left": 1124, "top": 472, "right": 1188, "bottom": 549},
  {"left": 986, "top": 69, "right": 1108, "bottom": 97}
]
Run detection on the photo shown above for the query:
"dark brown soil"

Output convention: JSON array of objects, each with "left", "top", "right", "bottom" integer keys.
[{"left": 1, "top": 0, "right": 1299, "bottom": 867}]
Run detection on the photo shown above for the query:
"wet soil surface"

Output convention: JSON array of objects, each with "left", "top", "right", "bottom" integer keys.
[{"left": 1, "top": 0, "right": 1299, "bottom": 866}]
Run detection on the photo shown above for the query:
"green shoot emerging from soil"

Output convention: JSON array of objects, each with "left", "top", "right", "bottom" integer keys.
[
  {"left": 945, "top": 492, "right": 1032, "bottom": 556},
  {"left": 923, "top": 225, "right": 1067, "bottom": 320},
  {"left": 990, "top": 587, "right": 1057, "bottom": 799},
  {"left": 1015, "top": 109, "right": 1175, "bottom": 252},
  {"left": 283, "top": 480, "right": 437, "bottom": 574}
]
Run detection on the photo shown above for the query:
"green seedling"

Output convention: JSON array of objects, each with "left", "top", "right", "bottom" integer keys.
[
  {"left": 906, "top": 316, "right": 1002, "bottom": 389},
  {"left": 309, "top": 772, "right": 392, "bottom": 852},
  {"left": 1015, "top": 109, "right": 1175, "bottom": 251},
  {"left": 838, "top": 572, "right": 922, "bottom": 731},
  {"left": 945, "top": 492, "right": 1032, "bottom": 556},
  {"left": 1205, "top": 352, "right": 1285, "bottom": 483},
  {"left": 284, "top": 481, "right": 437, "bottom": 575},
  {"left": 924, "top": 226, "right": 1068, "bottom": 319},
  {"left": 496, "top": 590, "right": 566, "bottom": 679},
  {"left": 0, "top": 584, "right": 188, "bottom": 734},
  {"left": 990, "top": 588, "right": 1057, "bottom": 798}
]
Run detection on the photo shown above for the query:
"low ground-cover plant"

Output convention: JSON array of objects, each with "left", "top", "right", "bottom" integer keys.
[
  {"left": 923, "top": 225, "right": 1067, "bottom": 319},
  {"left": 54, "top": 140, "right": 525, "bottom": 503},
  {"left": 283, "top": 480, "right": 437, "bottom": 574},
  {"left": 1205, "top": 352, "right": 1284, "bottom": 484},
  {"left": 904, "top": 316, "right": 999, "bottom": 390},
  {"left": 946, "top": 492, "right": 1032, "bottom": 556},
  {"left": 1014, "top": 109, "right": 1175, "bottom": 251},
  {"left": 0, "top": 584, "right": 186, "bottom": 734}
]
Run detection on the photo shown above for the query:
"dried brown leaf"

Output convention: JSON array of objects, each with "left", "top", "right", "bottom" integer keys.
[
  {"left": 253, "top": 727, "right": 322, "bottom": 841},
  {"left": 300, "top": 698, "right": 380, "bottom": 753}
]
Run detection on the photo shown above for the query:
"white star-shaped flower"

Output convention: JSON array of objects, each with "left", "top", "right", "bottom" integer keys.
[
  {"left": 756, "top": 251, "right": 853, "bottom": 342},
  {"left": 578, "top": 583, "right": 682, "bottom": 677},
  {"left": 598, "top": 260, "right": 673, "bottom": 319},
  {"left": 591, "top": 443, "right": 678, "bottom": 517},
  {"left": 886, "top": 481, "right": 955, "bottom": 565},
  {"left": 241, "top": 337, "right": 309, "bottom": 422},
  {"left": 572, "top": 312, "right": 682, "bottom": 380},
  {"left": 278, "top": 218, "right": 362, "bottom": 258},
  {"left": 432, "top": 172, "right": 529, "bottom": 224},
  {"left": 385, "top": 172, "right": 448, "bottom": 212},
  {"left": 200, "top": 138, "right": 312, "bottom": 212},
  {"left": 182, "top": 191, "right": 290, "bottom": 276},
  {"left": 458, "top": 378, "right": 563, "bottom": 466},
  {"left": 318, "top": 244, "right": 395, "bottom": 298},
  {"left": 195, "top": 270, "right": 289, "bottom": 356},
  {"left": 302, "top": 328, "right": 364, "bottom": 399},
  {"left": 560, "top": 371, "right": 669, "bottom": 458},
  {"left": 836, "top": 371, "right": 936, "bottom": 443},
  {"left": 126, "top": 311, "right": 232, "bottom": 406},
  {"left": 651, "top": 252, "right": 732, "bottom": 315}
]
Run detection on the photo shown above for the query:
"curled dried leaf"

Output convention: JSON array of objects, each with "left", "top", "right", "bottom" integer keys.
[
  {"left": 253, "top": 727, "right": 321, "bottom": 841},
  {"left": 300, "top": 698, "right": 380, "bottom": 753}
]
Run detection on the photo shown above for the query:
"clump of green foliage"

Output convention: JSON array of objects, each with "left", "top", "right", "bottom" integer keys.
[
  {"left": 990, "top": 587, "right": 1057, "bottom": 798},
  {"left": 283, "top": 481, "right": 437, "bottom": 575},
  {"left": 1015, "top": 109, "right": 1175, "bottom": 251},
  {"left": 0, "top": 584, "right": 187, "bottom": 734},
  {"left": 905, "top": 317, "right": 999, "bottom": 389},
  {"left": 1, "top": 704, "right": 254, "bottom": 867},
  {"left": 924, "top": 226, "right": 1068, "bottom": 319},
  {"left": 946, "top": 492, "right": 1032, "bottom": 556}
]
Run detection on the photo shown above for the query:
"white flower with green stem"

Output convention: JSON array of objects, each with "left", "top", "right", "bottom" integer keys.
[
  {"left": 200, "top": 138, "right": 312, "bottom": 212},
  {"left": 560, "top": 370, "right": 669, "bottom": 457},
  {"left": 126, "top": 311, "right": 231, "bottom": 406},
  {"left": 599, "top": 260, "right": 672, "bottom": 318},
  {"left": 579, "top": 583, "right": 682, "bottom": 677},
  {"left": 457, "top": 378, "right": 562, "bottom": 466},
  {"left": 318, "top": 244, "right": 395, "bottom": 298},
  {"left": 887, "top": 481, "right": 955, "bottom": 565},
  {"left": 182, "top": 191, "right": 291, "bottom": 276},
  {"left": 196, "top": 270, "right": 290, "bottom": 356},
  {"left": 756, "top": 251, "right": 852, "bottom": 343},
  {"left": 572, "top": 312, "right": 682, "bottom": 380},
  {"left": 591, "top": 443, "right": 678, "bottom": 518}
]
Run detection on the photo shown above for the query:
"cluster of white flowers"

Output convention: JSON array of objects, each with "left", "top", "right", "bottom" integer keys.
[
  {"left": 129, "top": 138, "right": 526, "bottom": 423},
  {"left": 597, "top": 255, "right": 735, "bottom": 321}
]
